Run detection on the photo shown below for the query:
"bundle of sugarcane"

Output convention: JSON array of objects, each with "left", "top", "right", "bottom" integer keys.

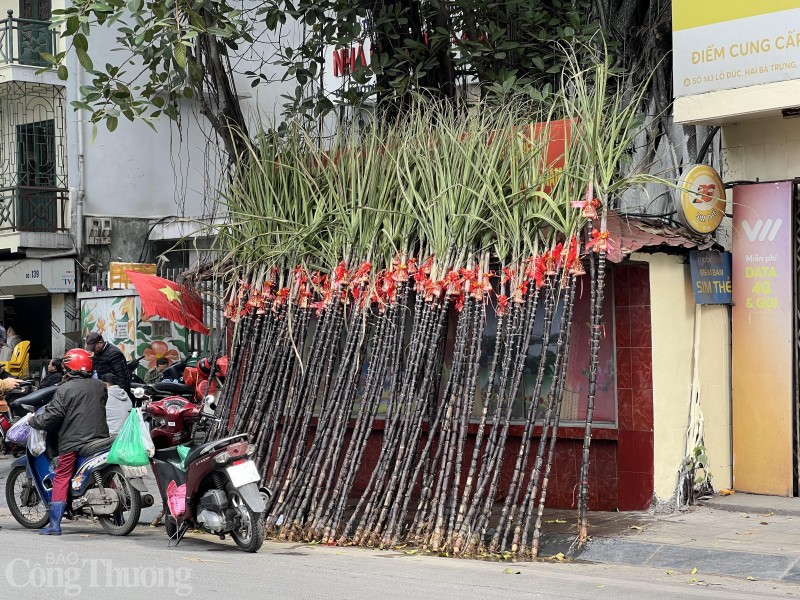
[{"left": 208, "top": 53, "right": 660, "bottom": 558}]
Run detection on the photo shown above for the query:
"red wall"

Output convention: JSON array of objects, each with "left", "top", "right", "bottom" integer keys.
[{"left": 347, "top": 263, "right": 655, "bottom": 512}]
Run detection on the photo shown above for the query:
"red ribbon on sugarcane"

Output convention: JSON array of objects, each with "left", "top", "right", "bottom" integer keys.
[
  {"left": 414, "top": 256, "right": 433, "bottom": 293},
  {"left": 571, "top": 186, "right": 601, "bottom": 220},
  {"left": 390, "top": 254, "right": 409, "bottom": 282},
  {"left": 512, "top": 280, "right": 529, "bottom": 303},
  {"left": 586, "top": 228, "right": 614, "bottom": 253},
  {"left": 333, "top": 261, "right": 350, "bottom": 286},
  {"left": 496, "top": 294, "right": 510, "bottom": 316},
  {"left": 563, "top": 235, "right": 585, "bottom": 276},
  {"left": 472, "top": 270, "right": 493, "bottom": 300},
  {"left": 445, "top": 270, "right": 463, "bottom": 297}
]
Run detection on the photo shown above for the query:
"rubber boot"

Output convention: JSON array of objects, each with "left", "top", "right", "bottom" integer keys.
[{"left": 39, "top": 501, "right": 66, "bottom": 535}]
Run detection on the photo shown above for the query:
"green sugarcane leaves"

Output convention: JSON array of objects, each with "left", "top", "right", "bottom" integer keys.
[{"left": 209, "top": 49, "right": 666, "bottom": 559}]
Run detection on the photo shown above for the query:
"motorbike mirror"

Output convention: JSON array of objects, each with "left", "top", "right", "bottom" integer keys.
[{"left": 203, "top": 394, "right": 217, "bottom": 413}]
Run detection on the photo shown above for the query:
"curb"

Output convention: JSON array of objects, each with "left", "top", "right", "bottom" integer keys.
[
  {"left": 701, "top": 497, "right": 800, "bottom": 518},
  {"left": 575, "top": 537, "right": 800, "bottom": 583}
]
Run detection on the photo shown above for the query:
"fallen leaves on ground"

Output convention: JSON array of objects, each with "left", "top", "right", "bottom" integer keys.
[
  {"left": 759, "top": 521, "right": 769, "bottom": 525},
  {"left": 502, "top": 568, "right": 521, "bottom": 575},
  {"left": 181, "top": 557, "right": 229, "bottom": 564},
  {"left": 739, "top": 513, "right": 750, "bottom": 518},
  {"left": 629, "top": 525, "right": 644, "bottom": 532},
  {"left": 666, "top": 570, "right": 674, "bottom": 575},
  {"left": 545, "top": 519, "right": 567, "bottom": 524},
  {"left": 554, "top": 552, "right": 566, "bottom": 562},
  {"left": 719, "top": 489, "right": 735, "bottom": 496},
  {"left": 760, "top": 512, "right": 774, "bottom": 517},
  {"left": 690, "top": 567, "right": 698, "bottom": 575},
  {"left": 746, "top": 576, "right": 757, "bottom": 581},
  {"left": 596, "top": 584, "right": 605, "bottom": 588}
]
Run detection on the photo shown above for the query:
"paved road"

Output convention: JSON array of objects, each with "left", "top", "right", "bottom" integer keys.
[
  {"left": 2, "top": 457, "right": 800, "bottom": 599},
  {"left": 1, "top": 520, "right": 799, "bottom": 600}
]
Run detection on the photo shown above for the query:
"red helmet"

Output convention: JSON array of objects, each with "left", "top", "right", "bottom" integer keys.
[{"left": 63, "top": 348, "right": 93, "bottom": 374}]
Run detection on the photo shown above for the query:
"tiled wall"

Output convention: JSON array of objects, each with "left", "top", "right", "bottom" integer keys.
[
  {"left": 614, "top": 264, "right": 655, "bottom": 509},
  {"left": 347, "top": 263, "right": 657, "bottom": 512}
]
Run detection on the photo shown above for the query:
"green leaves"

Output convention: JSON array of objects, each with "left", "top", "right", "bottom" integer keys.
[
  {"left": 174, "top": 44, "right": 187, "bottom": 70},
  {"left": 76, "top": 48, "right": 94, "bottom": 72}
]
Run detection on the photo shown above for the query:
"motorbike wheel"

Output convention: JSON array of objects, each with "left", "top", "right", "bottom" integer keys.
[
  {"left": 229, "top": 491, "right": 265, "bottom": 553},
  {"left": 5, "top": 466, "right": 49, "bottom": 529},
  {"left": 97, "top": 466, "right": 142, "bottom": 536}
]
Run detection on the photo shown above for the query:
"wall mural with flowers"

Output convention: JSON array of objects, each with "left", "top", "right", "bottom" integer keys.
[{"left": 80, "top": 291, "right": 190, "bottom": 377}]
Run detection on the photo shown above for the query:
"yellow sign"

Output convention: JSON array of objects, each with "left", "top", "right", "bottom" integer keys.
[
  {"left": 676, "top": 165, "right": 726, "bottom": 234},
  {"left": 672, "top": 0, "right": 800, "bottom": 32}
]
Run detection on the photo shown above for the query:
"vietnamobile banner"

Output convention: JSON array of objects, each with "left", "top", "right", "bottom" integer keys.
[
  {"left": 673, "top": 0, "right": 800, "bottom": 97},
  {"left": 731, "top": 182, "right": 793, "bottom": 496}
]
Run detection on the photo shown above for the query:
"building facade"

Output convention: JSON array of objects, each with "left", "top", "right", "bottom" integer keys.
[
  {"left": 674, "top": 1, "right": 800, "bottom": 497},
  {"left": 0, "top": 0, "right": 290, "bottom": 366}
]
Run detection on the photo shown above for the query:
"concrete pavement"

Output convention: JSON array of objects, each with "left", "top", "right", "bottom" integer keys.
[
  {"left": 3, "top": 454, "right": 800, "bottom": 596},
  {"left": 0, "top": 517, "right": 798, "bottom": 599},
  {"left": 538, "top": 494, "right": 800, "bottom": 584}
]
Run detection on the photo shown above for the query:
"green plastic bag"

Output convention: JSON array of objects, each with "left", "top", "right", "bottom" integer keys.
[
  {"left": 168, "top": 445, "right": 191, "bottom": 472},
  {"left": 107, "top": 409, "right": 151, "bottom": 467},
  {"left": 177, "top": 445, "right": 190, "bottom": 467}
]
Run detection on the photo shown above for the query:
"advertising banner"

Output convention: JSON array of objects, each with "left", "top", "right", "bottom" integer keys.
[
  {"left": 689, "top": 251, "right": 732, "bottom": 304},
  {"left": 673, "top": 1, "right": 800, "bottom": 97},
  {"left": 731, "top": 182, "right": 793, "bottom": 495}
]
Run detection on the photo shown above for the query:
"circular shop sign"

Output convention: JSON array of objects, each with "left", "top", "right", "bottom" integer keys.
[{"left": 676, "top": 164, "right": 726, "bottom": 234}]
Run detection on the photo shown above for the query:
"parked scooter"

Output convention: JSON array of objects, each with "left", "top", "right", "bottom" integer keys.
[
  {"left": 142, "top": 383, "right": 269, "bottom": 552},
  {"left": 149, "top": 418, "right": 268, "bottom": 551},
  {"left": 4, "top": 433, "right": 152, "bottom": 535}
]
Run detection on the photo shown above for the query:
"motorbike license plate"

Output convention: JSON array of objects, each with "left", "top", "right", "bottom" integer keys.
[
  {"left": 121, "top": 466, "right": 148, "bottom": 478},
  {"left": 226, "top": 461, "right": 260, "bottom": 487}
]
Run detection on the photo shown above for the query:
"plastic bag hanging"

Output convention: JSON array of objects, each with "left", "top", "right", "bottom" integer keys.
[
  {"left": 107, "top": 408, "right": 151, "bottom": 467},
  {"left": 6, "top": 413, "right": 33, "bottom": 444},
  {"left": 27, "top": 426, "right": 46, "bottom": 456}
]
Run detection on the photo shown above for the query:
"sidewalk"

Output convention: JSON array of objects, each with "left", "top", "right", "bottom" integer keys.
[{"left": 536, "top": 493, "right": 800, "bottom": 584}]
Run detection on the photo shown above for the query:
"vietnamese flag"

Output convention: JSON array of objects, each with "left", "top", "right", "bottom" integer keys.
[{"left": 125, "top": 271, "right": 210, "bottom": 334}]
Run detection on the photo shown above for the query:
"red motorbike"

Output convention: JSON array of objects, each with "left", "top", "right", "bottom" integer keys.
[{"left": 139, "top": 356, "right": 269, "bottom": 552}]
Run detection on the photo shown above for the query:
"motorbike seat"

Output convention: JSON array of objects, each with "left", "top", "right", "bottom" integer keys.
[
  {"left": 152, "top": 381, "right": 194, "bottom": 396},
  {"left": 79, "top": 436, "right": 117, "bottom": 457},
  {"left": 184, "top": 434, "right": 248, "bottom": 466},
  {"left": 8, "top": 385, "right": 57, "bottom": 407}
]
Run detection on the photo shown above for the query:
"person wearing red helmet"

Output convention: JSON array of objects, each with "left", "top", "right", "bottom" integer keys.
[{"left": 29, "top": 348, "right": 109, "bottom": 535}]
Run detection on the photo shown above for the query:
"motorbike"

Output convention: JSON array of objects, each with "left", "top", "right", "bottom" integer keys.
[
  {"left": 4, "top": 433, "right": 152, "bottom": 536},
  {"left": 138, "top": 356, "right": 268, "bottom": 552}
]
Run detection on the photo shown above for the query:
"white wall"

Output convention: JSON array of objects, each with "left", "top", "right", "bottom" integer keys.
[
  {"left": 633, "top": 252, "right": 732, "bottom": 503},
  {"left": 722, "top": 115, "right": 800, "bottom": 182},
  {"left": 64, "top": 16, "right": 299, "bottom": 221}
]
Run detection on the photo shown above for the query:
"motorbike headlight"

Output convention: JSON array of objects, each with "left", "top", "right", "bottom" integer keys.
[{"left": 133, "top": 388, "right": 145, "bottom": 399}]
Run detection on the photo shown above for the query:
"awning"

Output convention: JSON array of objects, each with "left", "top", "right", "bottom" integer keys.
[
  {"left": 0, "top": 258, "right": 76, "bottom": 296},
  {"left": 606, "top": 212, "right": 718, "bottom": 263}
]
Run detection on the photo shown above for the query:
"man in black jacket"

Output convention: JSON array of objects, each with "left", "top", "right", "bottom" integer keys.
[
  {"left": 29, "top": 348, "right": 109, "bottom": 535},
  {"left": 86, "top": 332, "right": 131, "bottom": 395}
]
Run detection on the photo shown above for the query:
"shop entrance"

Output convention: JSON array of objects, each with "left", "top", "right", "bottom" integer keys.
[{"left": 3, "top": 295, "right": 52, "bottom": 362}]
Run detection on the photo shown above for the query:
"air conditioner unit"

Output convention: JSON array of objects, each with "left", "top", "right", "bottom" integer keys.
[{"left": 85, "top": 217, "right": 112, "bottom": 245}]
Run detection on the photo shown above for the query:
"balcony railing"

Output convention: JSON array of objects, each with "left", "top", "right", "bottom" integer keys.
[
  {"left": 0, "top": 11, "right": 56, "bottom": 67},
  {"left": 0, "top": 185, "right": 69, "bottom": 232}
]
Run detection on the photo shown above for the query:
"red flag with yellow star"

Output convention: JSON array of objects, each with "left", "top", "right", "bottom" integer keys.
[{"left": 125, "top": 271, "right": 210, "bottom": 334}]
